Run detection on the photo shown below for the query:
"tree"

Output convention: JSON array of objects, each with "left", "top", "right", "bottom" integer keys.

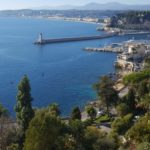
[
  {"left": 86, "top": 106, "right": 97, "bottom": 120},
  {"left": 93, "top": 137, "right": 117, "bottom": 150},
  {"left": 144, "top": 58, "right": 150, "bottom": 69},
  {"left": 84, "top": 126, "right": 102, "bottom": 149},
  {"left": 71, "top": 107, "right": 81, "bottom": 120},
  {"left": 1, "top": 128, "right": 18, "bottom": 150},
  {"left": 24, "top": 109, "right": 64, "bottom": 150},
  {"left": 125, "top": 87, "right": 136, "bottom": 111},
  {"left": 0, "top": 104, "right": 8, "bottom": 117},
  {"left": 68, "top": 120, "right": 85, "bottom": 149},
  {"left": 126, "top": 114, "right": 150, "bottom": 143},
  {"left": 94, "top": 76, "right": 118, "bottom": 115},
  {"left": 0, "top": 104, "right": 8, "bottom": 150},
  {"left": 116, "top": 103, "right": 130, "bottom": 117},
  {"left": 123, "top": 70, "right": 150, "bottom": 85},
  {"left": 137, "top": 80, "right": 149, "bottom": 98},
  {"left": 140, "top": 94, "right": 150, "bottom": 113},
  {"left": 137, "top": 142, "right": 150, "bottom": 150},
  {"left": 83, "top": 126, "right": 118, "bottom": 150},
  {"left": 7, "top": 144, "right": 19, "bottom": 150},
  {"left": 0, "top": 104, "right": 18, "bottom": 150},
  {"left": 15, "top": 75, "right": 34, "bottom": 149},
  {"left": 112, "top": 114, "right": 133, "bottom": 135},
  {"left": 48, "top": 103, "right": 61, "bottom": 117}
]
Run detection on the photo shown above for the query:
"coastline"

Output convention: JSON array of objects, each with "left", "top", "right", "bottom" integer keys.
[
  {"left": 7, "top": 15, "right": 100, "bottom": 25},
  {"left": 46, "top": 16, "right": 100, "bottom": 25}
]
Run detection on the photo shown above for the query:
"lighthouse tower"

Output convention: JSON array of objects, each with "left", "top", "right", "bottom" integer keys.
[{"left": 38, "top": 33, "right": 43, "bottom": 43}]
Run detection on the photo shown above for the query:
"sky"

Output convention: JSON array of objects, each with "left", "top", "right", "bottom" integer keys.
[{"left": 0, "top": 0, "right": 150, "bottom": 10}]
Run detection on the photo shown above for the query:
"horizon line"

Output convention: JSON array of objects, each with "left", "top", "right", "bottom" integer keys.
[{"left": 0, "top": 2, "right": 150, "bottom": 11}]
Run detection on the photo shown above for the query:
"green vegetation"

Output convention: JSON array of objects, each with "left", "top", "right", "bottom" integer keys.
[
  {"left": 123, "top": 88, "right": 136, "bottom": 112},
  {"left": 137, "top": 142, "right": 150, "bottom": 150},
  {"left": 94, "top": 114, "right": 110, "bottom": 123},
  {"left": 15, "top": 75, "right": 34, "bottom": 150},
  {"left": 48, "top": 103, "right": 61, "bottom": 117},
  {"left": 0, "top": 103, "right": 8, "bottom": 117},
  {"left": 144, "top": 58, "right": 150, "bottom": 69},
  {"left": 140, "top": 94, "right": 150, "bottom": 112},
  {"left": 0, "top": 64, "right": 150, "bottom": 150},
  {"left": 23, "top": 107, "right": 119, "bottom": 150},
  {"left": 126, "top": 114, "right": 150, "bottom": 143},
  {"left": 24, "top": 108, "right": 64, "bottom": 150},
  {"left": 116, "top": 103, "right": 130, "bottom": 117},
  {"left": 94, "top": 76, "right": 118, "bottom": 115},
  {"left": 71, "top": 106, "right": 81, "bottom": 120},
  {"left": 123, "top": 69, "right": 150, "bottom": 84},
  {"left": 0, "top": 104, "right": 18, "bottom": 150},
  {"left": 86, "top": 105, "right": 97, "bottom": 120},
  {"left": 111, "top": 114, "right": 133, "bottom": 135},
  {"left": 109, "top": 11, "right": 150, "bottom": 30}
]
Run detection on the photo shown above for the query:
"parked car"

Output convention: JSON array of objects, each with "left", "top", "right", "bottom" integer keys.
[{"left": 97, "top": 110, "right": 105, "bottom": 116}]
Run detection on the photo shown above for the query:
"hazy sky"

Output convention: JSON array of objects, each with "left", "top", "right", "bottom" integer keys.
[{"left": 0, "top": 0, "right": 150, "bottom": 10}]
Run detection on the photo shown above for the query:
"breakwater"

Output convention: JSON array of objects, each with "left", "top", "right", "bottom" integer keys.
[
  {"left": 34, "top": 30, "right": 150, "bottom": 45},
  {"left": 121, "top": 31, "right": 150, "bottom": 36},
  {"left": 34, "top": 32, "right": 118, "bottom": 45},
  {"left": 84, "top": 47, "right": 122, "bottom": 53}
]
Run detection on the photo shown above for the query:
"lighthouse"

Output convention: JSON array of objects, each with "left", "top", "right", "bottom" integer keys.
[{"left": 38, "top": 33, "right": 43, "bottom": 43}]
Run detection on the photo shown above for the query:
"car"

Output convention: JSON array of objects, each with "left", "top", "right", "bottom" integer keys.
[{"left": 97, "top": 110, "right": 105, "bottom": 116}]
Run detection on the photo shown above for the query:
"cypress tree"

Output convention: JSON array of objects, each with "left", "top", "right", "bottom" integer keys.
[
  {"left": 71, "top": 107, "right": 81, "bottom": 120},
  {"left": 15, "top": 75, "right": 34, "bottom": 149}
]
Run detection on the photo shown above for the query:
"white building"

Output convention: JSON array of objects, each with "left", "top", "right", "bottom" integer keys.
[{"left": 115, "top": 41, "right": 150, "bottom": 72}]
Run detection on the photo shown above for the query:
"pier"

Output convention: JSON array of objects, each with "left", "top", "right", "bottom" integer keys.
[
  {"left": 120, "top": 31, "right": 150, "bottom": 36},
  {"left": 34, "top": 31, "right": 150, "bottom": 45},
  {"left": 84, "top": 46, "right": 122, "bottom": 53},
  {"left": 34, "top": 32, "right": 118, "bottom": 45}
]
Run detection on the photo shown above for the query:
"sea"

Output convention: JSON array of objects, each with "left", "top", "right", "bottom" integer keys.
[{"left": 0, "top": 17, "right": 149, "bottom": 116}]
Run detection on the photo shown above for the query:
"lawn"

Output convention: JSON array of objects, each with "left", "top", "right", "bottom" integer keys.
[{"left": 94, "top": 114, "right": 111, "bottom": 123}]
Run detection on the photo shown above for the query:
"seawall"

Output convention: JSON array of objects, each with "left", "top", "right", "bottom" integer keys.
[{"left": 34, "top": 32, "right": 118, "bottom": 45}]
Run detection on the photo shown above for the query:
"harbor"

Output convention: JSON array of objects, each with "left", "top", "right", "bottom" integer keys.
[
  {"left": 83, "top": 43, "right": 123, "bottom": 53},
  {"left": 84, "top": 40, "right": 150, "bottom": 73}
]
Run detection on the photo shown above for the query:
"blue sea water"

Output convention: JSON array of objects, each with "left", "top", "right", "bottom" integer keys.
[{"left": 0, "top": 17, "right": 149, "bottom": 116}]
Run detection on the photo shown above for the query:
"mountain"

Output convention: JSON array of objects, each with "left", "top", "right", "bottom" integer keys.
[
  {"left": 79, "top": 2, "right": 128, "bottom": 10},
  {"left": 31, "top": 2, "right": 150, "bottom": 10},
  {"left": 31, "top": 5, "right": 78, "bottom": 10}
]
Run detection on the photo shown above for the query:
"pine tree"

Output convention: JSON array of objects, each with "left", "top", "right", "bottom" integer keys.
[
  {"left": 24, "top": 109, "right": 63, "bottom": 150},
  {"left": 94, "top": 76, "right": 118, "bottom": 115}
]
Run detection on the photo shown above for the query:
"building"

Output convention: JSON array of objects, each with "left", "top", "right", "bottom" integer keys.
[{"left": 115, "top": 40, "right": 150, "bottom": 72}]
